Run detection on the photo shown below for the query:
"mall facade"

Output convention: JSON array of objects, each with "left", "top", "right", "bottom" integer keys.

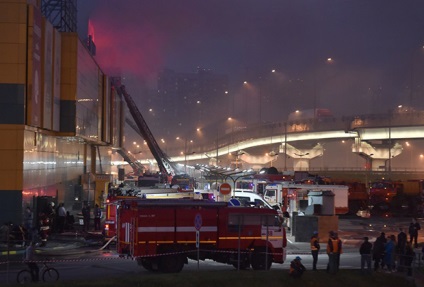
[{"left": 0, "top": 0, "right": 124, "bottom": 224}]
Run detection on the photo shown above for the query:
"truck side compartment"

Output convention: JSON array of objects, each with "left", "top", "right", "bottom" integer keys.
[{"left": 116, "top": 199, "right": 286, "bottom": 273}]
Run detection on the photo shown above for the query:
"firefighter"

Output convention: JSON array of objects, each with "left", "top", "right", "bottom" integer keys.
[
  {"left": 289, "top": 256, "right": 306, "bottom": 278},
  {"left": 326, "top": 231, "right": 342, "bottom": 274},
  {"left": 310, "top": 231, "right": 320, "bottom": 271},
  {"left": 94, "top": 204, "right": 102, "bottom": 231}
]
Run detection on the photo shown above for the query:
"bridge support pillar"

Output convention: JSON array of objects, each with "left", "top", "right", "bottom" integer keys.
[
  {"left": 352, "top": 141, "right": 403, "bottom": 170},
  {"left": 279, "top": 143, "right": 324, "bottom": 171}
]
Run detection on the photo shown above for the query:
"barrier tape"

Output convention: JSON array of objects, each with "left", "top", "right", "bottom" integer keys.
[
  {"left": 1, "top": 253, "right": 418, "bottom": 267},
  {"left": 0, "top": 248, "right": 335, "bottom": 265}
]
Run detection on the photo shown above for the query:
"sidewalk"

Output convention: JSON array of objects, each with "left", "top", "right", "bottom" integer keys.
[{"left": 0, "top": 230, "right": 103, "bottom": 256}]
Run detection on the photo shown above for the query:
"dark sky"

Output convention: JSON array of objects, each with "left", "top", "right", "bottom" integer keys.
[{"left": 77, "top": 0, "right": 424, "bottom": 120}]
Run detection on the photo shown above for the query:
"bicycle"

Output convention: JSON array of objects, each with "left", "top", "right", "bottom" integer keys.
[{"left": 17, "top": 260, "right": 59, "bottom": 284}]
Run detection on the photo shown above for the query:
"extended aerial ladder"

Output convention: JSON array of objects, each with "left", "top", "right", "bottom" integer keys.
[
  {"left": 112, "top": 79, "right": 179, "bottom": 180},
  {"left": 115, "top": 147, "right": 145, "bottom": 176}
]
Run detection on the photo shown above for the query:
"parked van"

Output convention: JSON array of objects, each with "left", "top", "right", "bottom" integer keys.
[
  {"left": 233, "top": 191, "right": 283, "bottom": 220},
  {"left": 233, "top": 190, "right": 282, "bottom": 211}
]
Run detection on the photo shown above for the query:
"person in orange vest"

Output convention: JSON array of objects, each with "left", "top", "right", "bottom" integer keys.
[
  {"left": 289, "top": 256, "right": 306, "bottom": 278},
  {"left": 326, "top": 231, "right": 342, "bottom": 274},
  {"left": 310, "top": 231, "right": 320, "bottom": 271}
]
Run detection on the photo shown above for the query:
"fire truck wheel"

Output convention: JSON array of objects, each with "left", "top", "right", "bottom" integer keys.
[
  {"left": 158, "top": 254, "right": 185, "bottom": 273},
  {"left": 137, "top": 258, "right": 157, "bottom": 272},
  {"left": 232, "top": 256, "right": 250, "bottom": 270},
  {"left": 251, "top": 248, "right": 272, "bottom": 270}
]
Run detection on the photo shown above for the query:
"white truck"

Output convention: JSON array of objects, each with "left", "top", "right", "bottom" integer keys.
[{"left": 263, "top": 183, "right": 349, "bottom": 215}]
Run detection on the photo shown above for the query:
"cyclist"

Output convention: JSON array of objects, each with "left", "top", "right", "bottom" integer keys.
[{"left": 24, "top": 241, "right": 39, "bottom": 282}]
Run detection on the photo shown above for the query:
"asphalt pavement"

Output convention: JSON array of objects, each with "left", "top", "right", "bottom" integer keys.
[
  {"left": 1, "top": 218, "right": 424, "bottom": 286},
  {"left": 2, "top": 215, "right": 424, "bottom": 257}
]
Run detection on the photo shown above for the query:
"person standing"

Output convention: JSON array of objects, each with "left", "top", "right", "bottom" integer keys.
[
  {"left": 24, "top": 207, "right": 33, "bottom": 243},
  {"left": 65, "top": 211, "right": 75, "bottom": 230},
  {"left": 24, "top": 241, "right": 39, "bottom": 282},
  {"left": 373, "top": 232, "right": 387, "bottom": 271},
  {"left": 359, "top": 236, "right": 373, "bottom": 274},
  {"left": 404, "top": 242, "right": 415, "bottom": 277},
  {"left": 310, "top": 231, "right": 320, "bottom": 271},
  {"left": 94, "top": 204, "right": 102, "bottom": 231},
  {"left": 409, "top": 218, "right": 421, "bottom": 248},
  {"left": 334, "top": 232, "right": 343, "bottom": 271},
  {"left": 397, "top": 227, "right": 407, "bottom": 271},
  {"left": 24, "top": 207, "right": 33, "bottom": 232},
  {"left": 82, "top": 203, "right": 91, "bottom": 232},
  {"left": 326, "top": 231, "right": 342, "bottom": 274},
  {"left": 384, "top": 235, "right": 396, "bottom": 272},
  {"left": 57, "top": 203, "right": 66, "bottom": 233}
]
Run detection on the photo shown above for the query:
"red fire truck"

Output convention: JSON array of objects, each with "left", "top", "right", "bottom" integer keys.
[
  {"left": 104, "top": 191, "right": 215, "bottom": 241},
  {"left": 116, "top": 199, "right": 287, "bottom": 272}
]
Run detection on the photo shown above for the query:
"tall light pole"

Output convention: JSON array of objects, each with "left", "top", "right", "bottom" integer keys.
[
  {"left": 258, "top": 69, "right": 276, "bottom": 124},
  {"left": 184, "top": 138, "right": 187, "bottom": 174},
  {"left": 284, "top": 122, "right": 288, "bottom": 171},
  {"left": 177, "top": 136, "right": 193, "bottom": 174},
  {"left": 313, "top": 57, "right": 334, "bottom": 120},
  {"left": 408, "top": 46, "right": 424, "bottom": 107}
]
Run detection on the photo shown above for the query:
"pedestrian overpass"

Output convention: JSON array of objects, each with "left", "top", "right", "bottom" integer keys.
[{"left": 133, "top": 110, "right": 424, "bottom": 172}]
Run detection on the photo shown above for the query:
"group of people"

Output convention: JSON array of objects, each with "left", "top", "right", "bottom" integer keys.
[
  {"left": 20, "top": 202, "right": 102, "bottom": 283},
  {"left": 290, "top": 230, "right": 342, "bottom": 278},
  {"left": 82, "top": 203, "right": 103, "bottom": 231},
  {"left": 371, "top": 220, "right": 419, "bottom": 276},
  {"left": 290, "top": 219, "right": 420, "bottom": 279}
]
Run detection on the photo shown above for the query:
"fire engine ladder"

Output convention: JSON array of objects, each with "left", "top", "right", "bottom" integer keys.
[
  {"left": 115, "top": 147, "right": 144, "bottom": 176},
  {"left": 114, "top": 84, "right": 177, "bottom": 177}
]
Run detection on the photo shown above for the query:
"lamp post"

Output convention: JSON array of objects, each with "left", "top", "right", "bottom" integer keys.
[
  {"left": 313, "top": 57, "right": 335, "bottom": 120},
  {"left": 177, "top": 136, "right": 194, "bottom": 174},
  {"left": 184, "top": 139, "right": 187, "bottom": 173},
  {"left": 284, "top": 122, "right": 288, "bottom": 171},
  {"left": 408, "top": 46, "right": 424, "bottom": 107}
]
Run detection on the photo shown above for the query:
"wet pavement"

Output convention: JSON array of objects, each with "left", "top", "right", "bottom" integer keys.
[
  {"left": 1, "top": 216, "right": 424, "bottom": 286},
  {"left": 2, "top": 215, "right": 424, "bottom": 256}
]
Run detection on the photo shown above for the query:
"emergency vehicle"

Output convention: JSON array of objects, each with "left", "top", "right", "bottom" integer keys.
[
  {"left": 116, "top": 199, "right": 287, "bottom": 273},
  {"left": 103, "top": 190, "right": 214, "bottom": 241},
  {"left": 369, "top": 180, "right": 424, "bottom": 215},
  {"left": 263, "top": 183, "right": 349, "bottom": 215}
]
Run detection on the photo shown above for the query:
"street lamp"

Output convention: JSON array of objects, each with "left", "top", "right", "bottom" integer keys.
[
  {"left": 313, "top": 57, "right": 335, "bottom": 117},
  {"left": 405, "top": 141, "right": 413, "bottom": 170},
  {"left": 408, "top": 46, "right": 424, "bottom": 107},
  {"left": 177, "top": 136, "right": 194, "bottom": 173}
]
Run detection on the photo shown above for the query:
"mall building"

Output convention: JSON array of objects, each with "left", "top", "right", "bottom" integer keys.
[{"left": 0, "top": 0, "right": 124, "bottom": 224}]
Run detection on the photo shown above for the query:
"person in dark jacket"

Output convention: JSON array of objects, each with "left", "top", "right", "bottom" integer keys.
[
  {"left": 404, "top": 242, "right": 415, "bottom": 277},
  {"left": 372, "top": 232, "right": 386, "bottom": 271},
  {"left": 82, "top": 203, "right": 91, "bottom": 232},
  {"left": 94, "top": 204, "right": 102, "bottom": 231},
  {"left": 409, "top": 218, "right": 421, "bottom": 248},
  {"left": 310, "top": 231, "right": 320, "bottom": 271},
  {"left": 397, "top": 227, "right": 407, "bottom": 271},
  {"left": 360, "top": 236, "right": 373, "bottom": 274},
  {"left": 289, "top": 256, "right": 306, "bottom": 278}
]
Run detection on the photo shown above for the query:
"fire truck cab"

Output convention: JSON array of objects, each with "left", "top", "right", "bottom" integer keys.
[{"left": 116, "top": 199, "right": 286, "bottom": 273}]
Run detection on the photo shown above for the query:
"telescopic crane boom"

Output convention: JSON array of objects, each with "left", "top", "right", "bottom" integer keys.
[{"left": 113, "top": 81, "right": 178, "bottom": 178}]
